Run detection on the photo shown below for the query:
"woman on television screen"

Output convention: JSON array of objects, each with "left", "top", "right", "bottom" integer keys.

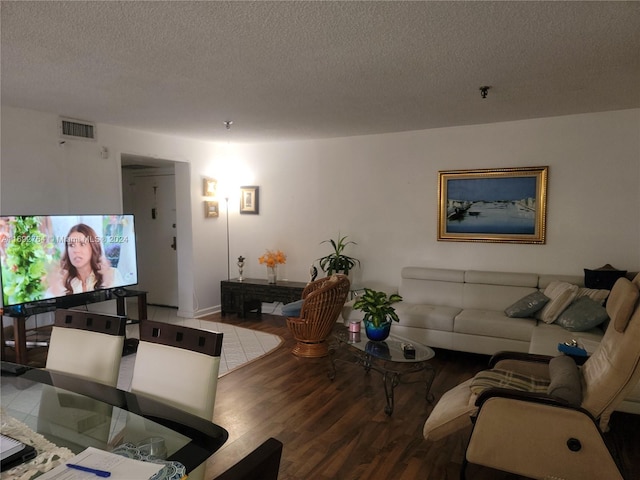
[{"left": 60, "top": 223, "right": 123, "bottom": 294}]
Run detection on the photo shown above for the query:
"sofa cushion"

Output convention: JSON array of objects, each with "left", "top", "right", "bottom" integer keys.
[
  {"left": 504, "top": 291, "right": 549, "bottom": 318},
  {"left": 555, "top": 297, "right": 609, "bottom": 332},
  {"left": 465, "top": 270, "right": 539, "bottom": 288},
  {"left": 536, "top": 281, "right": 580, "bottom": 324},
  {"left": 529, "top": 322, "right": 604, "bottom": 357},
  {"left": 538, "top": 274, "right": 584, "bottom": 290},
  {"left": 400, "top": 278, "right": 464, "bottom": 306},
  {"left": 463, "top": 284, "right": 539, "bottom": 312},
  {"left": 394, "top": 302, "right": 460, "bottom": 332},
  {"left": 454, "top": 309, "right": 536, "bottom": 342}
]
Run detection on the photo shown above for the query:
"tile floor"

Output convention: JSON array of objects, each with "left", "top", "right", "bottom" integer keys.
[{"left": 116, "top": 303, "right": 283, "bottom": 390}]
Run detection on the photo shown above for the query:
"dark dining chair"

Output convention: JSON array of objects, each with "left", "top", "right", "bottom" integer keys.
[{"left": 211, "top": 437, "right": 283, "bottom": 480}]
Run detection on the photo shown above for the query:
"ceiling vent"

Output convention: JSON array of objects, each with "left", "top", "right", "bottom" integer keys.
[{"left": 59, "top": 117, "right": 96, "bottom": 141}]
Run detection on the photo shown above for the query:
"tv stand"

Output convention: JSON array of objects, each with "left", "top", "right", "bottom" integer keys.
[
  {"left": 1, "top": 289, "right": 148, "bottom": 365},
  {"left": 112, "top": 289, "right": 148, "bottom": 323}
]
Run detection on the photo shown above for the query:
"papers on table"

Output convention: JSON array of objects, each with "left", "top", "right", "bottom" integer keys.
[{"left": 38, "top": 446, "right": 163, "bottom": 480}]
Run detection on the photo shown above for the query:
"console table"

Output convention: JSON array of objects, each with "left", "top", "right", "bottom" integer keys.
[{"left": 221, "top": 278, "right": 307, "bottom": 318}]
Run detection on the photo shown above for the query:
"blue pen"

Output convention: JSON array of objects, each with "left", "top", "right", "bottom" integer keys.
[{"left": 66, "top": 463, "right": 112, "bottom": 477}]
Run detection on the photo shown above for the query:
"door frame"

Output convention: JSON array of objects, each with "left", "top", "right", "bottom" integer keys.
[{"left": 119, "top": 154, "right": 193, "bottom": 316}]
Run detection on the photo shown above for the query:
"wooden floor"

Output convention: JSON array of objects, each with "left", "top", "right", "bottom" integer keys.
[{"left": 204, "top": 313, "right": 640, "bottom": 480}]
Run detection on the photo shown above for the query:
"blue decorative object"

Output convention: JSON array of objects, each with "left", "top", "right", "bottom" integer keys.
[{"left": 364, "top": 320, "right": 391, "bottom": 341}]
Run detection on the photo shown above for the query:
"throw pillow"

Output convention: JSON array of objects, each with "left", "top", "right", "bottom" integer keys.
[
  {"left": 576, "top": 287, "right": 610, "bottom": 305},
  {"left": 281, "top": 299, "right": 304, "bottom": 318},
  {"left": 584, "top": 265, "right": 627, "bottom": 291},
  {"left": 555, "top": 296, "right": 609, "bottom": 332},
  {"left": 504, "top": 291, "right": 549, "bottom": 318},
  {"left": 535, "top": 281, "right": 580, "bottom": 324}
]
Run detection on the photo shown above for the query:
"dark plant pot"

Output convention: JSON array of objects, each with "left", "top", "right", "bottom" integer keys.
[{"left": 364, "top": 320, "right": 391, "bottom": 342}]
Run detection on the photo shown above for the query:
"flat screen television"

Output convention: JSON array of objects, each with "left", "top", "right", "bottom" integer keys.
[{"left": 0, "top": 214, "right": 138, "bottom": 316}]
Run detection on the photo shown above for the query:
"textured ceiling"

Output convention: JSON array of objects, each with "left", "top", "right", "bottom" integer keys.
[{"left": 2, "top": 1, "right": 639, "bottom": 143}]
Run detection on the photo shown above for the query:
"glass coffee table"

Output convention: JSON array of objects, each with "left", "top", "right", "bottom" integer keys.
[{"left": 329, "top": 329, "right": 436, "bottom": 415}]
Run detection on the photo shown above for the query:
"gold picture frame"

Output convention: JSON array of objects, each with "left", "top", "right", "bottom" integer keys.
[
  {"left": 438, "top": 166, "right": 548, "bottom": 244},
  {"left": 203, "top": 177, "right": 217, "bottom": 197},
  {"left": 240, "top": 186, "right": 259, "bottom": 215},
  {"left": 204, "top": 200, "right": 219, "bottom": 218}
]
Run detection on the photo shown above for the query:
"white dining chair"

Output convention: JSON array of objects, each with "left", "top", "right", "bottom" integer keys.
[
  {"left": 46, "top": 309, "right": 126, "bottom": 387},
  {"left": 130, "top": 319, "right": 224, "bottom": 420},
  {"left": 123, "top": 320, "right": 223, "bottom": 480}
]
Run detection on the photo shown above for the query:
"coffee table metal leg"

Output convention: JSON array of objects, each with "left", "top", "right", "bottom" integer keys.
[
  {"left": 424, "top": 364, "right": 437, "bottom": 403},
  {"left": 383, "top": 371, "right": 400, "bottom": 415}
]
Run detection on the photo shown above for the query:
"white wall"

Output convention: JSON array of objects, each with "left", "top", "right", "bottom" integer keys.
[
  {"left": 226, "top": 109, "right": 640, "bottom": 290},
  {"left": 2, "top": 106, "right": 639, "bottom": 320}
]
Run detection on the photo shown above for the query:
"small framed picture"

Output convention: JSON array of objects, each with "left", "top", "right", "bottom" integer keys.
[
  {"left": 203, "top": 177, "right": 217, "bottom": 197},
  {"left": 204, "top": 200, "right": 219, "bottom": 218},
  {"left": 240, "top": 186, "right": 259, "bottom": 215}
]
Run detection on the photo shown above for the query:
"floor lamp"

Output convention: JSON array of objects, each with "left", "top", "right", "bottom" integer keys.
[{"left": 225, "top": 196, "right": 230, "bottom": 280}]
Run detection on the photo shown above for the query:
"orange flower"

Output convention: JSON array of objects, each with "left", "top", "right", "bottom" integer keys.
[{"left": 258, "top": 249, "right": 286, "bottom": 267}]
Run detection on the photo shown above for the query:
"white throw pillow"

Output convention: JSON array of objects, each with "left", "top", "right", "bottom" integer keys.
[
  {"left": 535, "top": 281, "right": 579, "bottom": 324},
  {"left": 575, "top": 287, "right": 610, "bottom": 305}
]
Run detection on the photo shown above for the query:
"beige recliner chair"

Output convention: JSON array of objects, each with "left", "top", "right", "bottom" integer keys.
[{"left": 423, "top": 275, "right": 640, "bottom": 480}]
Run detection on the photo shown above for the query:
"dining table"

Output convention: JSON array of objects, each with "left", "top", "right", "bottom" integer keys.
[{"left": 1, "top": 361, "right": 228, "bottom": 479}]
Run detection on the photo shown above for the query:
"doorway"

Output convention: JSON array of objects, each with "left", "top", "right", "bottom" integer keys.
[{"left": 121, "top": 155, "right": 179, "bottom": 307}]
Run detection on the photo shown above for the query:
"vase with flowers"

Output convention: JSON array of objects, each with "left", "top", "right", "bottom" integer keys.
[{"left": 258, "top": 249, "right": 286, "bottom": 284}]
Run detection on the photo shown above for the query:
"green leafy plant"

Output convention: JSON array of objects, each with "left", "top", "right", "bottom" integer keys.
[
  {"left": 353, "top": 289, "right": 403, "bottom": 328},
  {"left": 317, "top": 235, "right": 360, "bottom": 275},
  {"left": 1, "top": 217, "right": 55, "bottom": 304}
]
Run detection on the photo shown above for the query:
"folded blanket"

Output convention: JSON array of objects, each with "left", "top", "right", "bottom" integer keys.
[{"left": 470, "top": 368, "right": 550, "bottom": 395}]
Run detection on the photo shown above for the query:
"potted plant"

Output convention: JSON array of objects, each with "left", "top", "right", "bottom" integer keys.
[
  {"left": 353, "top": 288, "right": 403, "bottom": 341},
  {"left": 317, "top": 235, "right": 360, "bottom": 275}
]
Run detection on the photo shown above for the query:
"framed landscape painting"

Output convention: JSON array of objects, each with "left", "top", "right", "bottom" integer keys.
[{"left": 438, "top": 166, "right": 548, "bottom": 244}]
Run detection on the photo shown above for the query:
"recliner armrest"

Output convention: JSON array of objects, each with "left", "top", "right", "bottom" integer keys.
[
  {"left": 475, "top": 387, "right": 593, "bottom": 419},
  {"left": 488, "top": 351, "right": 554, "bottom": 368}
]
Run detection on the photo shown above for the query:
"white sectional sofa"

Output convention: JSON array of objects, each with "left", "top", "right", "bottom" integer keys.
[{"left": 342, "top": 266, "right": 640, "bottom": 414}]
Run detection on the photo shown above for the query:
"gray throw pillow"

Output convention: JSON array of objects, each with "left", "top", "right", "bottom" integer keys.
[
  {"left": 555, "top": 296, "right": 609, "bottom": 332},
  {"left": 504, "top": 291, "right": 549, "bottom": 318}
]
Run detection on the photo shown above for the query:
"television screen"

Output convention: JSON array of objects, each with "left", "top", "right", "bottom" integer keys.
[{"left": 0, "top": 214, "right": 138, "bottom": 314}]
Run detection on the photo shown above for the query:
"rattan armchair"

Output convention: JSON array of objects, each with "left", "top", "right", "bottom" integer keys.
[{"left": 286, "top": 274, "right": 350, "bottom": 358}]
